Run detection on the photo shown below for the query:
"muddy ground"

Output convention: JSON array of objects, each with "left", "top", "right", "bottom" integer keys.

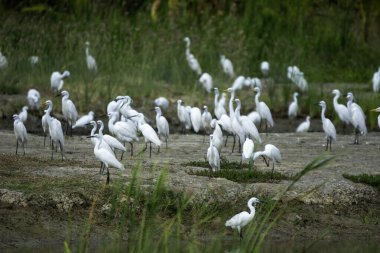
[{"left": 0, "top": 125, "right": 379, "bottom": 250}]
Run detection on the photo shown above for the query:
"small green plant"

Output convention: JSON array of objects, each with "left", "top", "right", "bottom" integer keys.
[{"left": 343, "top": 173, "right": 380, "bottom": 190}]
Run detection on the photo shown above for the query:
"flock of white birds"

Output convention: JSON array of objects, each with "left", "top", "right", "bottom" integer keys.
[{"left": 4, "top": 37, "right": 380, "bottom": 239}]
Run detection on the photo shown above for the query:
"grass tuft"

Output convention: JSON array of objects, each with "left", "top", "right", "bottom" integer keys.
[{"left": 343, "top": 173, "right": 380, "bottom": 190}]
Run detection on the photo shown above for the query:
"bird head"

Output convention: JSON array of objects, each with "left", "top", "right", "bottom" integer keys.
[
  {"left": 331, "top": 89, "right": 340, "bottom": 95},
  {"left": 12, "top": 114, "right": 19, "bottom": 120},
  {"left": 319, "top": 101, "right": 326, "bottom": 108},
  {"left": 253, "top": 87, "right": 260, "bottom": 93},
  {"left": 294, "top": 92, "right": 299, "bottom": 97},
  {"left": 85, "top": 41, "right": 90, "bottom": 47},
  {"left": 346, "top": 92, "right": 354, "bottom": 101},
  {"left": 177, "top": 99, "right": 183, "bottom": 105},
  {"left": 154, "top": 106, "right": 161, "bottom": 113},
  {"left": 44, "top": 100, "right": 52, "bottom": 106},
  {"left": 203, "top": 105, "right": 208, "bottom": 111},
  {"left": 22, "top": 106, "right": 29, "bottom": 111},
  {"left": 62, "top": 70, "right": 70, "bottom": 77},
  {"left": 234, "top": 98, "right": 240, "bottom": 104},
  {"left": 96, "top": 120, "right": 103, "bottom": 125},
  {"left": 86, "top": 120, "right": 96, "bottom": 127},
  {"left": 306, "top": 116, "right": 311, "bottom": 121},
  {"left": 249, "top": 197, "right": 260, "bottom": 205}
]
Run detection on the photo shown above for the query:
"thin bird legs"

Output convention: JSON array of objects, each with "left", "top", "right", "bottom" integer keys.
[
  {"left": 260, "top": 156, "right": 274, "bottom": 179},
  {"left": 51, "top": 141, "right": 64, "bottom": 161},
  {"left": 353, "top": 128, "right": 361, "bottom": 145},
  {"left": 326, "top": 136, "right": 333, "bottom": 151},
  {"left": 121, "top": 142, "right": 134, "bottom": 160},
  {"left": 139, "top": 142, "right": 156, "bottom": 158},
  {"left": 15, "top": 140, "right": 26, "bottom": 155}
]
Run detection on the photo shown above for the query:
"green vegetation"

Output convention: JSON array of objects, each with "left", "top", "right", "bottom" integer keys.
[
  {"left": 343, "top": 173, "right": 380, "bottom": 190},
  {"left": 183, "top": 158, "right": 292, "bottom": 182}
]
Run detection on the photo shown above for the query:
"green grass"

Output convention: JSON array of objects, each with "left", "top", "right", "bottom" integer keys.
[{"left": 343, "top": 173, "right": 380, "bottom": 190}]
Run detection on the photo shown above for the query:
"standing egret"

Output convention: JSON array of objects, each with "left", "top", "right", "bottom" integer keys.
[
  {"left": 210, "top": 119, "right": 223, "bottom": 155},
  {"left": 372, "top": 67, "right": 380, "bottom": 92},
  {"left": 235, "top": 99, "right": 262, "bottom": 144},
  {"left": 207, "top": 135, "right": 220, "bottom": 175},
  {"left": 155, "top": 107, "right": 169, "bottom": 149},
  {"left": 42, "top": 100, "right": 55, "bottom": 146},
  {"left": 231, "top": 76, "right": 246, "bottom": 91},
  {"left": 225, "top": 197, "right": 260, "bottom": 240},
  {"left": 247, "top": 110, "right": 261, "bottom": 127},
  {"left": 201, "top": 105, "right": 212, "bottom": 139},
  {"left": 97, "top": 120, "right": 126, "bottom": 157},
  {"left": 27, "top": 89, "right": 40, "bottom": 110},
  {"left": 230, "top": 99, "right": 245, "bottom": 153},
  {"left": 0, "top": 51, "right": 8, "bottom": 69},
  {"left": 18, "top": 106, "right": 28, "bottom": 123},
  {"left": 213, "top": 88, "right": 227, "bottom": 119},
  {"left": 177, "top": 100, "right": 187, "bottom": 132},
  {"left": 199, "top": 73, "right": 213, "bottom": 93},
  {"left": 226, "top": 88, "right": 239, "bottom": 150},
  {"left": 183, "top": 37, "right": 202, "bottom": 76},
  {"left": 260, "top": 61, "right": 270, "bottom": 76},
  {"left": 88, "top": 135, "right": 124, "bottom": 184},
  {"left": 154, "top": 97, "right": 169, "bottom": 110},
  {"left": 73, "top": 111, "right": 94, "bottom": 129},
  {"left": 319, "top": 101, "right": 336, "bottom": 151},
  {"left": 44, "top": 100, "right": 65, "bottom": 160},
  {"left": 190, "top": 106, "right": 202, "bottom": 133},
  {"left": 296, "top": 116, "right": 310, "bottom": 133},
  {"left": 13, "top": 114, "right": 27, "bottom": 155},
  {"left": 51, "top": 70, "right": 70, "bottom": 92},
  {"left": 220, "top": 55, "right": 235, "bottom": 79},
  {"left": 288, "top": 92, "right": 299, "bottom": 120},
  {"left": 242, "top": 137, "right": 254, "bottom": 163},
  {"left": 108, "top": 111, "right": 138, "bottom": 157},
  {"left": 29, "top": 56, "right": 39, "bottom": 66},
  {"left": 370, "top": 107, "right": 380, "bottom": 129},
  {"left": 254, "top": 87, "right": 274, "bottom": 132},
  {"left": 58, "top": 90, "right": 78, "bottom": 135},
  {"left": 134, "top": 113, "right": 161, "bottom": 158},
  {"left": 331, "top": 89, "right": 350, "bottom": 131},
  {"left": 253, "top": 144, "right": 281, "bottom": 178},
  {"left": 85, "top": 41, "right": 97, "bottom": 73},
  {"left": 346, "top": 92, "right": 367, "bottom": 144}
]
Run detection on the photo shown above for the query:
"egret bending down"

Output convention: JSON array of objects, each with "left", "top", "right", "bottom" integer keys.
[
  {"left": 225, "top": 197, "right": 260, "bottom": 240},
  {"left": 253, "top": 144, "right": 281, "bottom": 178}
]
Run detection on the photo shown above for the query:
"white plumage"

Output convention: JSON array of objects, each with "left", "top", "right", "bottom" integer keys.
[
  {"left": 225, "top": 197, "right": 260, "bottom": 239},
  {"left": 190, "top": 107, "right": 202, "bottom": 133},
  {"left": 136, "top": 113, "right": 161, "bottom": 157},
  {"left": 210, "top": 119, "right": 223, "bottom": 154},
  {"left": 372, "top": 67, "right": 380, "bottom": 92},
  {"left": 220, "top": 55, "right": 235, "bottom": 79},
  {"left": 201, "top": 106, "right": 212, "bottom": 135},
  {"left": 88, "top": 121, "right": 114, "bottom": 155},
  {"left": 155, "top": 107, "right": 170, "bottom": 148},
  {"left": 207, "top": 135, "right": 220, "bottom": 172},
  {"left": 260, "top": 61, "right": 270, "bottom": 76},
  {"left": 253, "top": 144, "right": 281, "bottom": 177},
  {"left": 44, "top": 100, "right": 64, "bottom": 160},
  {"left": 242, "top": 138, "right": 254, "bottom": 160},
  {"left": 288, "top": 92, "right": 299, "bottom": 119},
  {"left": 184, "top": 37, "right": 202, "bottom": 75},
  {"left": 346, "top": 92, "right": 367, "bottom": 144},
  {"left": 13, "top": 114, "right": 27, "bottom": 155},
  {"left": 296, "top": 116, "right": 310, "bottom": 133},
  {"left": 154, "top": 97, "right": 169, "bottom": 110},
  {"left": 234, "top": 98, "right": 262, "bottom": 144},
  {"left": 0, "top": 51, "right": 8, "bottom": 69},
  {"left": 319, "top": 101, "right": 336, "bottom": 151},
  {"left": 199, "top": 72, "right": 213, "bottom": 93},
  {"left": 73, "top": 111, "right": 94, "bottom": 128},
  {"left": 27, "top": 89, "right": 40, "bottom": 110},
  {"left": 29, "top": 56, "right": 39, "bottom": 66},
  {"left": 332, "top": 89, "right": 351, "bottom": 126},
  {"left": 85, "top": 41, "right": 97, "bottom": 73},
  {"left": 231, "top": 76, "right": 246, "bottom": 91},
  {"left": 213, "top": 88, "right": 227, "bottom": 119},
  {"left": 51, "top": 70, "right": 70, "bottom": 92},
  {"left": 247, "top": 111, "right": 261, "bottom": 127},
  {"left": 370, "top": 107, "right": 380, "bottom": 129},
  {"left": 60, "top": 90, "right": 78, "bottom": 132},
  {"left": 18, "top": 106, "right": 28, "bottom": 123},
  {"left": 97, "top": 120, "right": 126, "bottom": 153},
  {"left": 254, "top": 87, "right": 274, "bottom": 131}
]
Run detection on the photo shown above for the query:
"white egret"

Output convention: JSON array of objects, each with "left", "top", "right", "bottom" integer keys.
[
  {"left": 88, "top": 121, "right": 114, "bottom": 159},
  {"left": 235, "top": 99, "right": 262, "bottom": 144},
  {"left": 225, "top": 197, "right": 260, "bottom": 240},
  {"left": 346, "top": 92, "right": 367, "bottom": 144},
  {"left": 116, "top": 96, "right": 145, "bottom": 125},
  {"left": 134, "top": 113, "right": 161, "bottom": 157},
  {"left": 288, "top": 92, "right": 299, "bottom": 119},
  {"left": 319, "top": 101, "right": 337, "bottom": 151},
  {"left": 220, "top": 55, "right": 235, "bottom": 79},
  {"left": 296, "top": 116, "right": 310, "bottom": 133},
  {"left": 0, "top": 51, "right": 8, "bottom": 69},
  {"left": 250, "top": 77, "right": 262, "bottom": 89},
  {"left": 260, "top": 61, "right": 270, "bottom": 76},
  {"left": 231, "top": 76, "right": 246, "bottom": 91},
  {"left": 88, "top": 134, "right": 124, "bottom": 184},
  {"left": 18, "top": 106, "right": 28, "bottom": 123},
  {"left": 332, "top": 89, "right": 351, "bottom": 130},
  {"left": 27, "top": 89, "right": 40, "bottom": 110},
  {"left": 73, "top": 111, "right": 94, "bottom": 129},
  {"left": 201, "top": 105, "right": 212, "bottom": 138},
  {"left": 51, "top": 70, "right": 70, "bottom": 92},
  {"left": 44, "top": 100, "right": 65, "bottom": 160},
  {"left": 287, "top": 66, "right": 307, "bottom": 91},
  {"left": 230, "top": 99, "right": 245, "bottom": 153},
  {"left": 253, "top": 144, "right": 281, "bottom": 178},
  {"left": 213, "top": 88, "right": 227, "bottom": 119},
  {"left": 247, "top": 111, "right": 261, "bottom": 127},
  {"left": 210, "top": 119, "right": 223, "bottom": 155},
  {"left": 154, "top": 97, "right": 169, "bottom": 110},
  {"left": 372, "top": 67, "right": 380, "bottom": 92},
  {"left": 177, "top": 100, "right": 187, "bottom": 132},
  {"left": 41, "top": 100, "right": 55, "bottom": 146},
  {"left": 108, "top": 111, "right": 138, "bottom": 157},
  {"left": 254, "top": 87, "right": 274, "bottom": 132},
  {"left": 13, "top": 114, "right": 27, "bottom": 155},
  {"left": 226, "top": 88, "right": 239, "bottom": 150},
  {"left": 190, "top": 106, "right": 202, "bottom": 133},
  {"left": 85, "top": 41, "right": 97, "bottom": 73},
  {"left": 183, "top": 37, "right": 202, "bottom": 75},
  {"left": 242, "top": 137, "right": 254, "bottom": 161},
  {"left": 370, "top": 107, "right": 380, "bottom": 129},
  {"left": 29, "top": 56, "right": 39, "bottom": 66},
  {"left": 207, "top": 135, "right": 220, "bottom": 175},
  {"left": 155, "top": 107, "right": 170, "bottom": 148},
  {"left": 58, "top": 90, "right": 78, "bottom": 135},
  {"left": 97, "top": 120, "right": 126, "bottom": 156},
  {"left": 199, "top": 72, "right": 213, "bottom": 93}
]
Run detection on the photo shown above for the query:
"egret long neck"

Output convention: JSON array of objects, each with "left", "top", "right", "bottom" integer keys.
[
  {"left": 91, "top": 124, "right": 97, "bottom": 136},
  {"left": 229, "top": 92, "right": 235, "bottom": 118},
  {"left": 321, "top": 107, "right": 326, "bottom": 121},
  {"left": 214, "top": 92, "right": 219, "bottom": 107},
  {"left": 234, "top": 101, "right": 241, "bottom": 120},
  {"left": 254, "top": 93, "right": 260, "bottom": 111},
  {"left": 247, "top": 200, "right": 256, "bottom": 218}
]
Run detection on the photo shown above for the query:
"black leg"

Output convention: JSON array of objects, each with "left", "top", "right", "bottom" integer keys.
[
  {"left": 238, "top": 137, "right": 241, "bottom": 153},
  {"left": 66, "top": 122, "right": 69, "bottom": 135},
  {"left": 22, "top": 142, "right": 25, "bottom": 155},
  {"left": 271, "top": 162, "right": 275, "bottom": 179},
  {"left": 44, "top": 133, "right": 46, "bottom": 147},
  {"left": 232, "top": 135, "right": 236, "bottom": 153},
  {"left": 165, "top": 138, "right": 168, "bottom": 149},
  {"left": 326, "top": 138, "right": 329, "bottom": 151},
  {"left": 130, "top": 143, "right": 134, "bottom": 157},
  {"left": 262, "top": 156, "right": 269, "bottom": 166},
  {"left": 51, "top": 142, "right": 54, "bottom": 160},
  {"left": 16, "top": 140, "right": 18, "bottom": 155},
  {"left": 149, "top": 142, "right": 152, "bottom": 158},
  {"left": 106, "top": 167, "right": 110, "bottom": 185},
  {"left": 239, "top": 228, "right": 243, "bottom": 240},
  {"left": 59, "top": 141, "right": 64, "bottom": 161},
  {"left": 224, "top": 135, "right": 229, "bottom": 147},
  {"left": 329, "top": 137, "right": 332, "bottom": 151}
]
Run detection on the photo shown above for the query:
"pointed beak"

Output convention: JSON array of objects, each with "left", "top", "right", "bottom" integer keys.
[{"left": 371, "top": 109, "right": 378, "bottom": 112}]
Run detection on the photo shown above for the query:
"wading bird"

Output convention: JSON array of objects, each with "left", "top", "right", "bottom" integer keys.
[
  {"left": 73, "top": 111, "right": 94, "bottom": 129},
  {"left": 372, "top": 67, "right": 380, "bottom": 92},
  {"left": 155, "top": 107, "right": 169, "bottom": 148},
  {"left": 331, "top": 89, "right": 350, "bottom": 131},
  {"left": 184, "top": 37, "right": 202, "bottom": 76},
  {"left": 207, "top": 135, "right": 220, "bottom": 175},
  {"left": 58, "top": 90, "right": 78, "bottom": 135},
  {"left": 235, "top": 99, "right": 262, "bottom": 144},
  {"left": 85, "top": 41, "right": 97, "bottom": 73},
  {"left": 27, "top": 89, "right": 40, "bottom": 110},
  {"left": 88, "top": 121, "right": 114, "bottom": 172},
  {"left": 346, "top": 92, "right": 367, "bottom": 144},
  {"left": 190, "top": 106, "right": 202, "bottom": 133},
  {"left": 44, "top": 100, "right": 65, "bottom": 160},
  {"left": 199, "top": 72, "right": 213, "bottom": 93},
  {"left": 88, "top": 134, "right": 124, "bottom": 184},
  {"left": 254, "top": 87, "right": 274, "bottom": 132},
  {"left": 210, "top": 119, "right": 223, "bottom": 155},
  {"left": 154, "top": 97, "right": 169, "bottom": 110},
  {"left": 18, "top": 106, "right": 28, "bottom": 123},
  {"left": 213, "top": 88, "right": 227, "bottom": 119},
  {"left": 288, "top": 92, "right": 299, "bottom": 119},
  {"left": 319, "top": 101, "right": 336, "bottom": 151},
  {"left": 51, "top": 70, "right": 70, "bottom": 92},
  {"left": 13, "top": 114, "right": 27, "bottom": 155},
  {"left": 225, "top": 197, "right": 260, "bottom": 240},
  {"left": 260, "top": 61, "right": 270, "bottom": 76},
  {"left": 220, "top": 55, "right": 235, "bottom": 79},
  {"left": 242, "top": 137, "right": 254, "bottom": 163},
  {"left": 97, "top": 120, "right": 126, "bottom": 158},
  {"left": 134, "top": 113, "right": 161, "bottom": 157},
  {"left": 201, "top": 105, "right": 212, "bottom": 140},
  {"left": 370, "top": 107, "right": 380, "bottom": 129},
  {"left": 177, "top": 100, "right": 191, "bottom": 132},
  {"left": 296, "top": 116, "right": 310, "bottom": 133},
  {"left": 253, "top": 144, "right": 281, "bottom": 178},
  {"left": 29, "top": 56, "right": 39, "bottom": 66}
]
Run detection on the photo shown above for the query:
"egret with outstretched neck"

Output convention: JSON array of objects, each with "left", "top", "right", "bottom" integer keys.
[{"left": 319, "top": 101, "right": 336, "bottom": 151}]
